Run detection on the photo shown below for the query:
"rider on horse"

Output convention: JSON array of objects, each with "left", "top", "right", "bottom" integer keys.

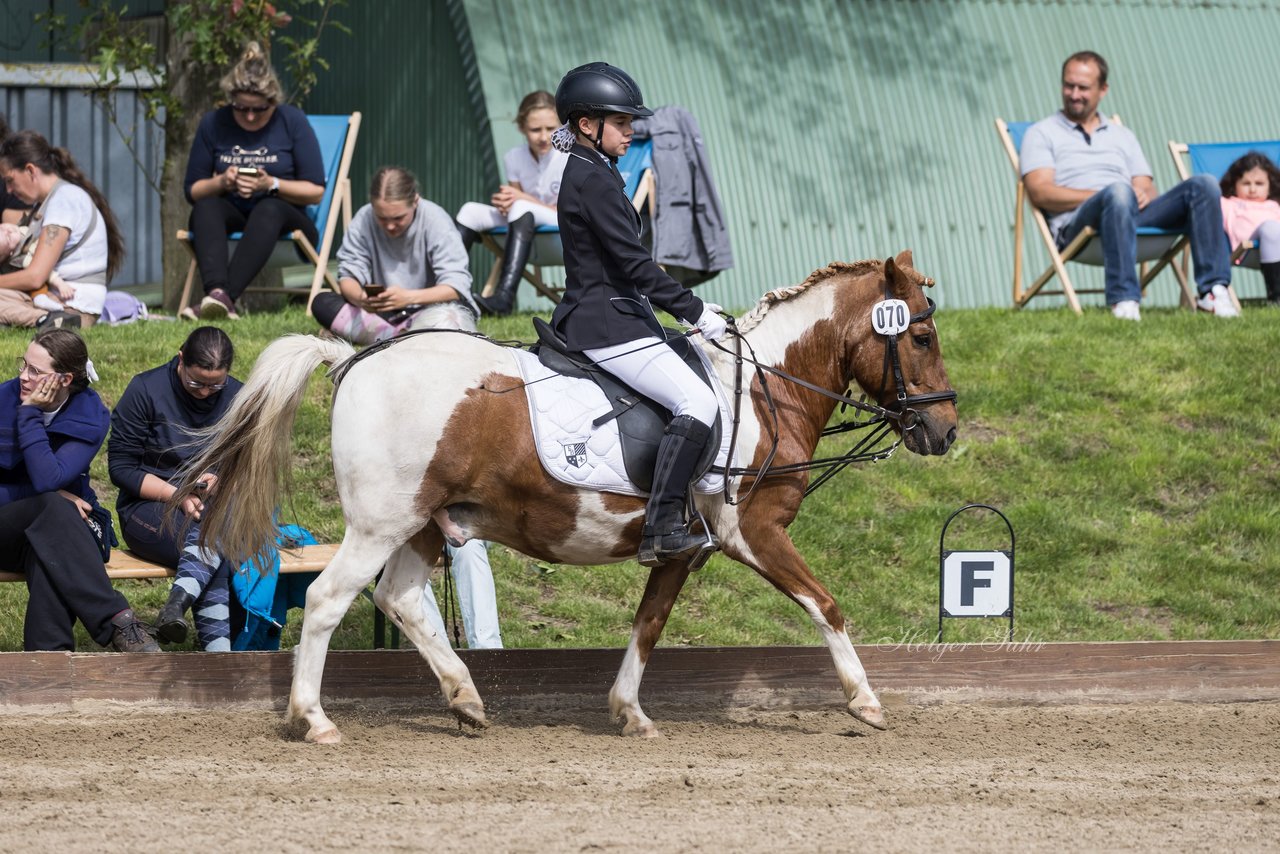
[{"left": 549, "top": 62, "right": 728, "bottom": 568}]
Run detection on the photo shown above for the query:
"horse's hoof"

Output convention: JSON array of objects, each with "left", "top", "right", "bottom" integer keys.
[
  {"left": 451, "top": 702, "right": 488, "bottom": 730},
  {"left": 621, "top": 720, "right": 662, "bottom": 738},
  {"left": 849, "top": 704, "right": 888, "bottom": 731},
  {"left": 306, "top": 726, "right": 342, "bottom": 744}
]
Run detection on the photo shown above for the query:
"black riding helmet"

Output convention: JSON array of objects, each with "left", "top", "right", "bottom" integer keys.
[{"left": 555, "top": 62, "right": 653, "bottom": 156}]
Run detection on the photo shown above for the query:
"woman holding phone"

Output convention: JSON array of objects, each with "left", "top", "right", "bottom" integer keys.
[
  {"left": 107, "top": 327, "right": 244, "bottom": 650},
  {"left": 182, "top": 41, "right": 325, "bottom": 320},
  {"left": 310, "top": 165, "right": 503, "bottom": 649},
  {"left": 311, "top": 165, "right": 478, "bottom": 344}
]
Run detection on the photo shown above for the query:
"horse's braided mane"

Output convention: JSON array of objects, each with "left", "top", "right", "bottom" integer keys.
[{"left": 735, "top": 259, "right": 882, "bottom": 333}]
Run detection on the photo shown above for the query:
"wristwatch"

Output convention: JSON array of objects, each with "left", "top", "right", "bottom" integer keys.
[{"left": 269, "top": 177, "right": 280, "bottom": 196}]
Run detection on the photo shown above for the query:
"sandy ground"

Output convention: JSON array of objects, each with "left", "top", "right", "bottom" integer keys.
[{"left": 1, "top": 698, "right": 1277, "bottom": 852}]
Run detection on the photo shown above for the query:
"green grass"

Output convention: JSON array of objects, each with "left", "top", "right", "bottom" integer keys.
[{"left": 2, "top": 302, "right": 1278, "bottom": 651}]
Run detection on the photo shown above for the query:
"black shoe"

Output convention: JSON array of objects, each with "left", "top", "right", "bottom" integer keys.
[
  {"left": 36, "top": 310, "right": 81, "bottom": 330},
  {"left": 110, "top": 609, "right": 161, "bottom": 653},
  {"left": 155, "top": 586, "right": 194, "bottom": 644}
]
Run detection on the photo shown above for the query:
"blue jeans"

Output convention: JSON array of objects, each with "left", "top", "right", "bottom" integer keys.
[{"left": 1058, "top": 174, "right": 1231, "bottom": 304}]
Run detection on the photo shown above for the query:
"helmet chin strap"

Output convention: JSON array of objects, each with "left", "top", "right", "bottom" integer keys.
[{"left": 592, "top": 117, "right": 612, "bottom": 162}]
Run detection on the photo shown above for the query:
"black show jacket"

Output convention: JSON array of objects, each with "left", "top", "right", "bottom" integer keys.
[{"left": 550, "top": 143, "right": 704, "bottom": 351}]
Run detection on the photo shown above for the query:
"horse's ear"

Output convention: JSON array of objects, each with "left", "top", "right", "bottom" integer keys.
[
  {"left": 886, "top": 249, "right": 932, "bottom": 298},
  {"left": 884, "top": 253, "right": 911, "bottom": 300}
]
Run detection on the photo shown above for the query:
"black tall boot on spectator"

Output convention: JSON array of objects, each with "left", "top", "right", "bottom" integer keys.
[
  {"left": 457, "top": 223, "right": 480, "bottom": 251},
  {"left": 1262, "top": 261, "right": 1280, "bottom": 306},
  {"left": 475, "top": 213, "right": 535, "bottom": 316},
  {"left": 155, "top": 586, "right": 194, "bottom": 644}
]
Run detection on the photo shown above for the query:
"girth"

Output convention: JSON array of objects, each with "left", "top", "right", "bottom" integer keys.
[{"left": 530, "top": 318, "right": 721, "bottom": 493}]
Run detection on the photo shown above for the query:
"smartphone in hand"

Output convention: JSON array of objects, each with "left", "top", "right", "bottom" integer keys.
[
  {"left": 363, "top": 284, "right": 386, "bottom": 298},
  {"left": 237, "top": 166, "right": 260, "bottom": 177}
]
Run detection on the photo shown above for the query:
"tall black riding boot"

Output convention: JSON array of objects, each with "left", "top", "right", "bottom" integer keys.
[
  {"left": 475, "top": 213, "right": 535, "bottom": 316},
  {"left": 457, "top": 222, "right": 480, "bottom": 251},
  {"left": 155, "top": 584, "right": 195, "bottom": 644},
  {"left": 638, "top": 415, "right": 719, "bottom": 568},
  {"left": 1262, "top": 261, "right": 1280, "bottom": 306}
]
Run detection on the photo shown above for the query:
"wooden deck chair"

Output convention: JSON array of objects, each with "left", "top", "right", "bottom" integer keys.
[
  {"left": 176, "top": 112, "right": 361, "bottom": 316},
  {"left": 996, "top": 117, "right": 1194, "bottom": 313},
  {"left": 479, "top": 137, "right": 657, "bottom": 304},
  {"left": 1169, "top": 138, "right": 1280, "bottom": 306}
]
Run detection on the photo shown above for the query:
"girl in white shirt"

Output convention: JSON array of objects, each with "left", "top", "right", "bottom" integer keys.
[
  {"left": 0, "top": 131, "right": 124, "bottom": 328},
  {"left": 456, "top": 90, "right": 567, "bottom": 315}
]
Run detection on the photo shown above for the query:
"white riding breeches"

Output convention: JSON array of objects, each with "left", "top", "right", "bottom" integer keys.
[
  {"left": 456, "top": 200, "right": 557, "bottom": 232},
  {"left": 420, "top": 539, "right": 503, "bottom": 649},
  {"left": 584, "top": 336, "right": 719, "bottom": 428}
]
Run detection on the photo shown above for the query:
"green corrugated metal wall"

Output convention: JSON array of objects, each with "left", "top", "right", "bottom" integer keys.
[
  {"left": 457, "top": 0, "right": 1280, "bottom": 310},
  {"left": 11, "top": 1, "right": 1279, "bottom": 310},
  {"left": 304, "top": 0, "right": 498, "bottom": 281}
]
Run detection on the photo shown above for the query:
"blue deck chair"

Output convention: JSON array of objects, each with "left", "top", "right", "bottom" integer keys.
[
  {"left": 996, "top": 118, "right": 1194, "bottom": 313},
  {"left": 176, "top": 112, "right": 362, "bottom": 316},
  {"left": 1169, "top": 138, "right": 1280, "bottom": 303},
  {"left": 478, "top": 137, "right": 656, "bottom": 304}
]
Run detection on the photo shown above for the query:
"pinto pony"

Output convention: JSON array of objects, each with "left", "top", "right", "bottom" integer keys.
[{"left": 186, "top": 251, "right": 958, "bottom": 743}]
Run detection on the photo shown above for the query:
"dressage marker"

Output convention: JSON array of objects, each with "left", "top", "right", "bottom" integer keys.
[{"left": 937, "top": 503, "right": 1015, "bottom": 642}]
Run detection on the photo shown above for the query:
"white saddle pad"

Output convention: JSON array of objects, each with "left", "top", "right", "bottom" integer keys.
[{"left": 512, "top": 347, "right": 736, "bottom": 497}]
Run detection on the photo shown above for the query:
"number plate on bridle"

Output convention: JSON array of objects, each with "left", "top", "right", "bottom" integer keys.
[{"left": 872, "top": 299, "right": 910, "bottom": 336}]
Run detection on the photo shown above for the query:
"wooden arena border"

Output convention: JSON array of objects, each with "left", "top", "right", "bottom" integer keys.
[{"left": 1, "top": 640, "right": 1278, "bottom": 710}]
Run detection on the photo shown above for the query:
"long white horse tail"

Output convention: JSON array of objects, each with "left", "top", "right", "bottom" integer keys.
[{"left": 181, "top": 333, "right": 355, "bottom": 569}]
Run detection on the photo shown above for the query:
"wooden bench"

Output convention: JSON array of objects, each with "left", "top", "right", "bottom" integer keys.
[
  {"left": 0, "top": 543, "right": 340, "bottom": 583},
  {"left": 0, "top": 542, "right": 413, "bottom": 648}
]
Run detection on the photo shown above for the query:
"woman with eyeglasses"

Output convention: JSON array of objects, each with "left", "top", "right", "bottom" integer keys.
[
  {"left": 0, "top": 328, "right": 159, "bottom": 652},
  {"left": 182, "top": 41, "right": 325, "bottom": 320},
  {"left": 107, "top": 327, "right": 243, "bottom": 650}
]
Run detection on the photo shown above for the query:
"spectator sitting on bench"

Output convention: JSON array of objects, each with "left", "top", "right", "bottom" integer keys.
[
  {"left": 108, "top": 327, "right": 244, "bottom": 651},
  {"left": 0, "top": 329, "right": 159, "bottom": 652}
]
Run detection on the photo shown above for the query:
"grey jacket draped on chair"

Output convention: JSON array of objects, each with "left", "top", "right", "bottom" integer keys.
[{"left": 632, "top": 107, "right": 734, "bottom": 283}]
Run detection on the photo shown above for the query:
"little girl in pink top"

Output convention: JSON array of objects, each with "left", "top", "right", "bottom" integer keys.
[{"left": 1219, "top": 151, "right": 1280, "bottom": 305}]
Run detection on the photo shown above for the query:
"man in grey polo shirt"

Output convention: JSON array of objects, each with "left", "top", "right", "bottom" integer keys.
[{"left": 1021, "top": 50, "right": 1233, "bottom": 321}]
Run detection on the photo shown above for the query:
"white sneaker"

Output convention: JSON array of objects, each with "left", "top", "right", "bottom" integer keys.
[
  {"left": 1111, "top": 300, "right": 1141, "bottom": 321},
  {"left": 1196, "top": 283, "right": 1239, "bottom": 318}
]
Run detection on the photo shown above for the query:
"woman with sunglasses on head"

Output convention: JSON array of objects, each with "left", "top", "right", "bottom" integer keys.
[
  {"left": 0, "top": 329, "right": 159, "bottom": 652},
  {"left": 108, "top": 327, "right": 243, "bottom": 650},
  {"left": 183, "top": 41, "right": 325, "bottom": 320}
]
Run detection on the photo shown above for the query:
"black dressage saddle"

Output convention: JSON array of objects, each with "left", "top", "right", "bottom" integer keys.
[{"left": 530, "top": 317, "right": 721, "bottom": 494}]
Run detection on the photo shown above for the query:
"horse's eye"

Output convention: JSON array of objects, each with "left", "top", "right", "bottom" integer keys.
[{"left": 913, "top": 334, "right": 932, "bottom": 349}]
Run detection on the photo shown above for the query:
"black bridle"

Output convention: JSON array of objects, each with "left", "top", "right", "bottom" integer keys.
[{"left": 707, "top": 294, "right": 957, "bottom": 503}]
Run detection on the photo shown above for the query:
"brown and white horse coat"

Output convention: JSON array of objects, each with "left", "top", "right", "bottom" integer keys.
[{"left": 186, "top": 250, "right": 958, "bottom": 743}]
